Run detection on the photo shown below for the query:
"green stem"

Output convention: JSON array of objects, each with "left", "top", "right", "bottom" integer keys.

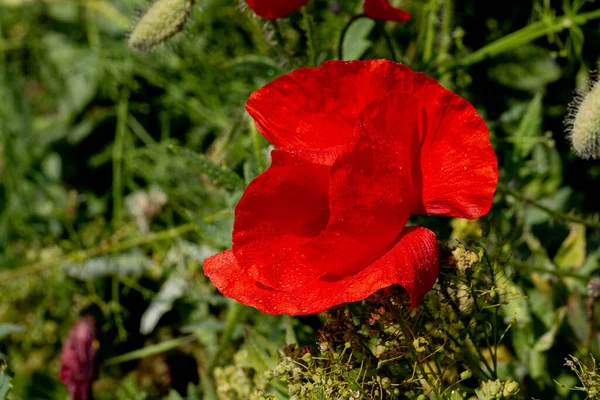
[
  {"left": 112, "top": 91, "right": 129, "bottom": 229},
  {"left": 511, "top": 261, "right": 589, "bottom": 281},
  {"left": 302, "top": 6, "right": 317, "bottom": 67},
  {"left": 422, "top": 0, "right": 438, "bottom": 65},
  {"left": 0, "top": 223, "right": 197, "bottom": 282},
  {"left": 498, "top": 182, "right": 600, "bottom": 229},
  {"left": 207, "top": 300, "right": 246, "bottom": 374},
  {"left": 390, "top": 301, "right": 442, "bottom": 397},
  {"left": 104, "top": 335, "right": 196, "bottom": 366},
  {"left": 376, "top": 22, "right": 397, "bottom": 62},
  {"left": 440, "top": 8, "right": 600, "bottom": 71},
  {"left": 438, "top": 0, "right": 453, "bottom": 63},
  {"left": 268, "top": 20, "right": 295, "bottom": 68}
]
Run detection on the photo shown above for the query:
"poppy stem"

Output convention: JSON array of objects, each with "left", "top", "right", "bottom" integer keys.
[
  {"left": 375, "top": 22, "right": 397, "bottom": 62},
  {"left": 437, "top": 0, "right": 453, "bottom": 64},
  {"left": 498, "top": 182, "right": 600, "bottom": 230},
  {"left": 421, "top": 0, "right": 439, "bottom": 66},
  {"left": 301, "top": 6, "right": 317, "bottom": 67},
  {"left": 112, "top": 89, "right": 130, "bottom": 230}
]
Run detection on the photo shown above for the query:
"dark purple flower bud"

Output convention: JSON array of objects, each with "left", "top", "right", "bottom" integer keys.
[{"left": 59, "top": 316, "right": 98, "bottom": 400}]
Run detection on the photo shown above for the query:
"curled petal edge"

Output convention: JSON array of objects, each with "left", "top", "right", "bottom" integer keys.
[{"left": 204, "top": 226, "right": 439, "bottom": 315}]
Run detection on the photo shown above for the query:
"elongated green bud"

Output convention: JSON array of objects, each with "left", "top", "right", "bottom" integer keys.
[
  {"left": 566, "top": 77, "right": 600, "bottom": 159},
  {"left": 128, "top": 0, "right": 194, "bottom": 51}
]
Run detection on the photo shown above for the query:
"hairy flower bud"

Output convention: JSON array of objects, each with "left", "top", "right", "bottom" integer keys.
[
  {"left": 566, "top": 77, "right": 600, "bottom": 159},
  {"left": 128, "top": 0, "right": 194, "bottom": 51},
  {"left": 59, "top": 316, "right": 98, "bottom": 400}
]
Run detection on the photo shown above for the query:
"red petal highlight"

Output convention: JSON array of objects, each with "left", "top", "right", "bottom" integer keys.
[
  {"left": 363, "top": 0, "right": 411, "bottom": 22},
  {"left": 244, "top": 0, "right": 309, "bottom": 19},
  {"left": 233, "top": 93, "right": 421, "bottom": 291},
  {"left": 246, "top": 60, "right": 424, "bottom": 157},
  {"left": 204, "top": 227, "right": 438, "bottom": 315},
  {"left": 411, "top": 81, "right": 498, "bottom": 219}
]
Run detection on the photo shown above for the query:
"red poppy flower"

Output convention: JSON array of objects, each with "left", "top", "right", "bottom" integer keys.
[
  {"left": 244, "top": 0, "right": 310, "bottom": 19},
  {"left": 363, "top": 0, "right": 411, "bottom": 22},
  {"left": 204, "top": 60, "right": 498, "bottom": 315},
  {"left": 245, "top": 0, "right": 410, "bottom": 21},
  {"left": 59, "top": 316, "right": 98, "bottom": 400}
]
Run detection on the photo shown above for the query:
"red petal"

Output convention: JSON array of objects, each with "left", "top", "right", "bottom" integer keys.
[
  {"left": 363, "top": 0, "right": 411, "bottom": 22},
  {"left": 244, "top": 0, "right": 309, "bottom": 19},
  {"left": 232, "top": 149, "right": 331, "bottom": 290},
  {"left": 233, "top": 93, "right": 421, "bottom": 291},
  {"left": 246, "top": 60, "right": 425, "bottom": 156},
  {"left": 411, "top": 81, "right": 498, "bottom": 219},
  {"left": 204, "top": 227, "right": 438, "bottom": 315}
]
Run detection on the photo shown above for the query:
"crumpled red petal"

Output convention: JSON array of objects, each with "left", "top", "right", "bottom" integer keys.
[
  {"left": 204, "top": 226, "right": 438, "bottom": 315},
  {"left": 244, "top": 0, "right": 309, "bottom": 19},
  {"left": 205, "top": 60, "right": 497, "bottom": 315},
  {"left": 233, "top": 92, "right": 420, "bottom": 291},
  {"left": 414, "top": 87, "right": 498, "bottom": 219},
  {"left": 246, "top": 60, "right": 424, "bottom": 155},
  {"left": 363, "top": 0, "right": 411, "bottom": 22},
  {"left": 247, "top": 59, "right": 497, "bottom": 218}
]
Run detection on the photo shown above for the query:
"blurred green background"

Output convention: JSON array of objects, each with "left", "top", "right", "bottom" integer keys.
[{"left": 2, "top": 0, "right": 600, "bottom": 398}]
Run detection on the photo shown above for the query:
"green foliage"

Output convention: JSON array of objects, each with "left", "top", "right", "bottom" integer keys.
[
  {"left": 2, "top": 0, "right": 600, "bottom": 399},
  {"left": 0, "top": 363, "right": 12, "bottom": 400}
]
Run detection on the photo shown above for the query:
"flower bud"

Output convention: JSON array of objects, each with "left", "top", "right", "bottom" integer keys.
[
  {"left": 59, "top": 316, "right": 98, "bottom": 400},
  {"left": 566, "top": 77, "right": 600, "bottom": 159},
  {"left": 128, "top": 0, "right": 194, "bottom": 51}
]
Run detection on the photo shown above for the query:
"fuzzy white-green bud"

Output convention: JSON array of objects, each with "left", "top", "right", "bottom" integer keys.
[
  {"left": 566, "top": 78, "right": 600, "bottom": 159},
  {"left": 128, "top": 0, "right": 194, "bottom": 51}
]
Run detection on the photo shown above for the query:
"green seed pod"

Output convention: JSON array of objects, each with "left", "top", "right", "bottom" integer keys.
[
  {"left": 128, "top": 0, "right": 194, "bottom": 51},
  {"left": 566, "top": 76, "right": 600, "bottom": 159}
]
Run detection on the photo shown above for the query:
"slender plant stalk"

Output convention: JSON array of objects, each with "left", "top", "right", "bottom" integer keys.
[
  {"left": 0, "top": 223, "right": 197, "bottom": 282},
  {"left": 422, "top": 0, "right": 439, "bottom": 65},
  {"left": 498, "top": 182, "right": 600, "bottom": 229},
  {"left": 438, "top": 0, "right": 453, "bottom": 62},
  {"left": 439, "top": 8, "right": 600, "bottom": 70},
  {"left": 510, "top": 261, "right": 589, "bottom": 281},
  {"left": 112, "top": 91, "right": 129, "bottom": 229},
  {"left": 104, "top": 335, "right": 197, "bottom": 366},
  {"left": 302, "top": 6, "right": 317, "bottom": 67},
  {"left": 376, "top": 22, "right": 398, "bottom": 62}
]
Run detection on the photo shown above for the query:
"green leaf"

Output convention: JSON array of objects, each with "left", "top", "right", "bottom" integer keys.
[
  {"left": 488, "top": 44, "right": 561, "bottom": 92},
  {"left": 0, "top": 324, "right": 25, "bottom": 341},
  {"left": 566, "top": 289, "right": 588, "bottom": 342},
  {"left": 554, "top": 224, "right": 586, "bottom": 270},
  {"left": 169, "top": 145, "right": 245, "bottom": 190},
  {"left": 0, "top": 365, "right": 12, "bottom": 400},
  {"left": 342, "top": 18, "right": 375, "bottom": 61},
  {"left": 532, "top": 306, "right": 566, "bottom": 352},
  {"left": 63, "top": 249, "right": 151, "bottom": 280},
  {"left": 524, "top": 187, "right": 571, "bottom": 226},
  {"left": 140, "top": 274, "right": 188, "bottom": 335},
  {"left": 513, "top": 92, "right": 543, "bottom": 159}
]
